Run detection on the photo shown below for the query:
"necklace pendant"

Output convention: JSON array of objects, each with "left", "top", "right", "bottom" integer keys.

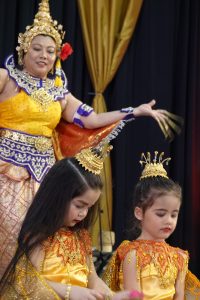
[{"left": 31, "top": 88, "right": 54, "bottom": 112}]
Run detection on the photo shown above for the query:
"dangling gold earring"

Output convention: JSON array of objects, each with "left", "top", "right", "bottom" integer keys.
[
  {"left": 17, "top": 49, "right": 24, "bottom": 66},
  {"left": 50, "top": 68, "right": 54, "bottom": 75},
  {"left": 55, "top": 58, "right": 63, "bottom": 87}
]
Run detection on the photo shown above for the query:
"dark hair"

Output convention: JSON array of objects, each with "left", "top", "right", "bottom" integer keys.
[
  {"left": 129, "top": 176, "right": 182, "bottom": 238},
  {"left": 0, "top": 157, "right": 103, "bottom": 290}
]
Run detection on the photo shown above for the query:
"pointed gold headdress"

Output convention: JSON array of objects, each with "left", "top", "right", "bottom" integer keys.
[
  {"left": 75, "top": 143, "right": 113, "bottom": 175},
  {"left": 140, "top": 151, "right": 171, "bottom": 179},
  {"left": 16, "top": 0, "right": 65, "bottom": 65}
]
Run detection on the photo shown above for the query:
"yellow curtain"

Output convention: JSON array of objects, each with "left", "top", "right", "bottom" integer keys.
[{"left": 77, "top": 0, "right": 143, "bottom": 248}]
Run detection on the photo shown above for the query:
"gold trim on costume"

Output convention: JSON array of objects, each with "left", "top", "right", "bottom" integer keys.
[
  {"left": 0, "top": 129, "right": 52, "bottom": 152},
  {"left": 31, "top": 88, "right": 54, "bottom": 111},
  {"left": 75, "top": 143, "right": 113, "bottom": 175},
  {"left": 5, "top": 55, "right": 69, "bottom": 104}
]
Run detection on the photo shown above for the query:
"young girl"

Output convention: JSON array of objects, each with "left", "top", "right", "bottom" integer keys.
[
  {"left": 0, "top": 145, "right": 143, "bottom": 300},
  {"left": 103, "top": 152, "right": 199, "bottom": 300}
]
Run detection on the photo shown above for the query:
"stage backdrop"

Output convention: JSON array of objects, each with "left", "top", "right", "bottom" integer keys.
[{"left": 0, "top": 0, "right": 199, "bottom": 277}]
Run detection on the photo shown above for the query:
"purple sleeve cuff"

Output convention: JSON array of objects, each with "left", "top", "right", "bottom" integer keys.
[
  {"left": 120, "top": 106, "right": 135, "bottom": 122},
  {"left": 73, "top": 103, "right": 94, "bottom": 128},
  {"left": 73, "top": 118, "right": 84, "bottom": 128},
  {"left": 77, "top": 103, "right": 94, "bottom": 116}
]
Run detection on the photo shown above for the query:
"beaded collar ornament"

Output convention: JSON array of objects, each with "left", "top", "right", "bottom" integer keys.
[
  {"left": 75, "top": 143, "right": 113, "bottom": 175},
  {"left": 139, "top": 151, "right": 171, "bottom": 179},
  {"left": 16, "top": 0, "right": 65, "bottom": 65},
  {"left": 5, "top": 55, "right": 68, "bottom": 111}
]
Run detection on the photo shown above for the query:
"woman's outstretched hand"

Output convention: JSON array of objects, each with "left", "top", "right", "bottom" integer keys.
[
  {"left": 133, "top": 99, "right": 164, "bottom": 120},
  {"left": 133, "top": 99, "right": 183, "bottom": 141}
]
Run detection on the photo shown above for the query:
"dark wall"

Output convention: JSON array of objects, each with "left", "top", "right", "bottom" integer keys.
[{"left": 0, "top": 0, "right": 199, "bottom": 277}]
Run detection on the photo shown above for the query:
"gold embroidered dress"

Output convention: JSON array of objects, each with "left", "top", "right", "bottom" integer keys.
[
  {"left": 0, "top": 228, "right": 92, "bottom": 299},
  {"left": 0, "top": 54, "right": 68, "bottom": 277},
  {"left": 41, "top": 228, "right": 92, "bottom": 286},
  {"left": 103, "top": 240, "right": 189, "bottom": 300}
]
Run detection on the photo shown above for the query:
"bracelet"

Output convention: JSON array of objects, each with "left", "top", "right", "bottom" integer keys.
[
  {"left": 105, "top": 291, "right": 115, "bottom": 300},
  {"left": 73, "top": 103, "right": 94, "bottom": 128},
  {"left": 64, "top": 284, "right": 72, "bottom": 300},
  {"left": 120, "top": 106, "right": 135, "bottom": 122}
]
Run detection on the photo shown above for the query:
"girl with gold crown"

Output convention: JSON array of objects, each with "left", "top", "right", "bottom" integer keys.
[
  {"left": 0, "top": 144, "right": 143, "bottom": 300},
  {"left": 103, "top": 152, "right": 200, "bottom": 299},
  {"left": 0, "top": 0, "right": 182, "bottom": 278}
]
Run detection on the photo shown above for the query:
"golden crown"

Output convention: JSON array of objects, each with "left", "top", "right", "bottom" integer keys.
[
  {"left": 75, "top": 143, "right": 113, "bottom": 175},
  {"left": 139, "top": 151, "right": 171, "bottom": 179},
  {"left": 16, "top": 0, "right": 65, "bottom": 65}
]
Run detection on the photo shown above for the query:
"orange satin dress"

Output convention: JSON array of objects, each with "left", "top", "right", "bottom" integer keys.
[{"left": 103, "top": 240, "right": 189, "bottom": 300}]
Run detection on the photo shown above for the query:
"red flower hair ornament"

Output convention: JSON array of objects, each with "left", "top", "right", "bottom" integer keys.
[{"left": 60, "top": 42, "right": 73, "bottom": 61}]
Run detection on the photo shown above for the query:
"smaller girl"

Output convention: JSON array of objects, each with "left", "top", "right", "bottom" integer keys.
[
  {"left": 103, "top": 152, "right": 191, "bottom": 300},
  {"left": 0, "top": 145, "right": 143, "bottom": 300}
]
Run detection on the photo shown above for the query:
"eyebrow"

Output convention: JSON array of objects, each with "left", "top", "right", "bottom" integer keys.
[
  {"left": 32, "top": 43, "right": 55, "bottom": 49},
  {"left": 75, "top": 199, "right": 89, "bottom": 206},
  {"left": 154, "top": 208, "right": 179, "bottom": 212}
]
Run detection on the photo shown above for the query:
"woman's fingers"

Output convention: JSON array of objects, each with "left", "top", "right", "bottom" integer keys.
[
  {"left": 148, "top": 99, "right": 156, "bottom": 107},
  {"left": 151, "top": 110, "right": 167, "bottom": 123},
  {"left": 156, "top": 118, "right": 169, "bottom": 139}
]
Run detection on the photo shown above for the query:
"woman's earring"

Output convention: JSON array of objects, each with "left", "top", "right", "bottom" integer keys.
[{"left": 55, "top": 58, "right": 63, "bottom": 87}]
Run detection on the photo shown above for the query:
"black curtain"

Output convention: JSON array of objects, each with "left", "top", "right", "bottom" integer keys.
[{"left": 0, "top": 0, "right": 199, "bottom": 277}]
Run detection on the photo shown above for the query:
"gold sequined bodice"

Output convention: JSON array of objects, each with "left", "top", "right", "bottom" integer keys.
[
  {"left": 41, "top": 228, "right": 92, "bottom": 287},
  {"left": 0, "top": 90, "right": 62, "bottom": 137},
  {"left": 117, "top": 240, "right": 189, "bottom": 300}
]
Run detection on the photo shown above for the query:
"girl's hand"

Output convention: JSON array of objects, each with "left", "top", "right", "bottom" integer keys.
[
  {"left": 69, "top": 285, "right": 104, "bottom": 300},
  {"left": 112, "top": 290, "right": 143, "bottom": 300}
]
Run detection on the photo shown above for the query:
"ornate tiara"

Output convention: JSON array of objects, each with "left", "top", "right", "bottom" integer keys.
[
  {"left": 75, "top": 143, "right": 113, "bottom": 175},
  {"left": 16, "top": 0, "right": 65, "bottom": 65},
  {"left": 139, "top": 151, "right": 171, "bottom": 179}
]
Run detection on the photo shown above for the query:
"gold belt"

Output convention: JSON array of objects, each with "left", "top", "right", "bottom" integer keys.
[{"left": 0, "top": 129, "right": 52, "bottom": 152}]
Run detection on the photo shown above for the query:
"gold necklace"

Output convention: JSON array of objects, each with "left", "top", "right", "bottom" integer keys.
[{"left": 31, "top": 88, "right": 54, "bottom": 112}]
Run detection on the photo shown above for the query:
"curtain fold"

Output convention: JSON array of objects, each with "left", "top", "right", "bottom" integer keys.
[{"left": 77, "top": 0, "right": 143, "bottom": 248}]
